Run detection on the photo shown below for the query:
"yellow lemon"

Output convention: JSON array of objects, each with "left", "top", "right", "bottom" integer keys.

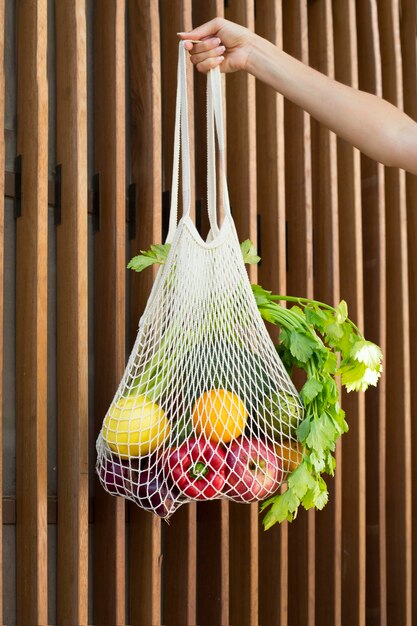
[
  {"left": 102, "top": 395, "right": 170, "bottom": 458},
  {"left": 192, "top": 389, "right": 247, "bottom": 443}
]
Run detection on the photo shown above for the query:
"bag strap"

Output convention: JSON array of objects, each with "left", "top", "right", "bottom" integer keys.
[
  {"left": 166, "top": 42, "right": 231, "bottom": 244},
  {"left": 167, "top": 41, "right": 191, "bottom": 243},
  {"left": 206, "top": 66, "right": 232, "bottom": 232}
]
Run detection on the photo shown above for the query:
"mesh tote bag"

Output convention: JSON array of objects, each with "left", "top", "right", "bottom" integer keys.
[{"left": 96, "top": 41, "right": 304, "bottom": 518}]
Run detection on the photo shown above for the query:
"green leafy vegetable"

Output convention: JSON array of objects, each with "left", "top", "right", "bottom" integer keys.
[{"left": 127, "top": 240, "right": 383, "bottom": 529}]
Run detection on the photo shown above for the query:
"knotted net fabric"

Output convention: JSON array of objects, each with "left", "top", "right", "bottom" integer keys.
[{"left": 96, "top": 42, "right": 304, "bottom": 518}]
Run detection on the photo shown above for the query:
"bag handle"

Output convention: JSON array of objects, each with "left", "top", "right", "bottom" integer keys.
[
  {"left": 166, "top": 42, "right": 231, "bottom": 243},
  {"left": 206, "top": 66, "right": 232, "bottom": 234}
]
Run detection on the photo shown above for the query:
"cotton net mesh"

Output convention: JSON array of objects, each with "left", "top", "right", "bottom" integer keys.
[{"left": 96, "top": 42, "right": 304, "bottom": 518}]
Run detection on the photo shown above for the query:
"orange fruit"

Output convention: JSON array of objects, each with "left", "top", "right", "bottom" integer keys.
[
  {"left": 275, "top": 440, "right": 303, "bottom": 473},
  {"left": 192, "top": 389, "right": 247, "bottom": 443}
]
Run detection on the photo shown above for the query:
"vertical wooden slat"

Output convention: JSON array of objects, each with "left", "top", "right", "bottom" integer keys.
[
  {"left": 159, "top": 3, "right": 197, "bottom": 625},
  {"left": 0, "top": 0, "right": 4, "bottom": 621},
  {"left": 223, "top": 2, "right": 258, "bottom": 625},
  {"left": 55, "top": 2, "right": 89, "bottom": 624},
  {"left": 377, "top": 2, "right": 412, "bottom": 625},
  {"left": 356, "top": 3, "right": 387, "bottom": 625},
  {"left": 15, "top": 1, "right": 48, "bottom": 624},
  {"left": 307, "top": 4, "right": 342, "bottom": 626},
  {"left": 191, "top": 3, "right": 231, "bottom": 625},
  {"left": 255, "top": 2, "right": 288, "bottom": 625},
  {"left": 282, "top": 3, "right": 315, "bottom": 625},
  {"left": 399, "top": 2, "right": 417, "bottom": 622},
  {"left": 332, "top": 2, "right": 367, "bottom": 626},
  {"left": 93, "top": 2, "right": 126, "bottom": 624},
  {"left": 127, "top": 1, "right": 162, "bottom": 624}
]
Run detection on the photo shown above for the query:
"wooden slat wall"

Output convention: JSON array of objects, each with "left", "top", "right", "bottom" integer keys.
[
  {"left": 2, "top": 1, "right": 417, "bottom": 624},
  {"left": 127, "top": 2, "right": 163, "bottom": 624},
  {"left": 15, "top": 1, "right": 49, "bottom": 624},
  {"left": 55, "top": 3, "right": 89, "bottom": 624},
  {"left": 282, "top": 3, "right": 315, "bottom": 626},
  {"left": 356, "top": 2, "right": 387, "bottom": 624},
  {"left": 0, "top": 1, "right": 4, "bottom": 621},
  {"left": 255, "top": 3, "right": 288, "bottom": 625},
  {"left": 377, "top": 3, "right": 412, "bottom": 626},
  {"left": 93, "top": 2, "right": 127, "bottom": 624},
  {"left": 332, "top": 3, "right": 366, "bottom": 626},
  {"left": 400, "top": 1, "right": 417, "bottom": 622}
]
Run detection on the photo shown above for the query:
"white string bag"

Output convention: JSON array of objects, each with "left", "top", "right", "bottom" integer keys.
[{"left": 96, "top": 42, "right": 304, "bottom": 518}]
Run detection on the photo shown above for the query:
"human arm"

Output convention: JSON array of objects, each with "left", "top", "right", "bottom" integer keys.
[{"left": 178, "top": 18, "right": 417, "bottom": 175}]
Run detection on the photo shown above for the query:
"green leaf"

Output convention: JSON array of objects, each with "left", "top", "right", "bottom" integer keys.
[
  {"left": 305, "top": 305, "right": 329, "bottom": 332},
  {"left": 300, "top": 378, "right": 323, "bottom": 404},
  {"left": 315, "top": 477, "right": 329, "bottom": 509},
  {"left": 335, "top": 300, "right": 348, "bottom": 324},
  {"left": 289, "top": 331, "right": 318, "bottom": 363},
  {"left": 350, "top": 339, "right": 383, "bottom": 369},
  {"left": 263, "top": 489, "right": 300, "bottom": 529},
  {"left": 325, "top": 321, "right": 344, "bottom": 342},
  {"left": 288, "top": 462, "right": 316, "bottom": 499},
  {"left": 240, "top": 239, "right": 261, "bottom": 264},
  {"left": 323, "top": 350, "right": 338, "bottom": 374},
  {"left": 309, "top": 450, "right": 326, "bottom": 472},
  {"left": 127, "top": 243, "right": 171, "bottom": 273},
  {"left": 306, "top": 414, "right": 336, "bottom": 454},
  {"left": 296, "top": 416, "right": 312, "bottom": 443}
]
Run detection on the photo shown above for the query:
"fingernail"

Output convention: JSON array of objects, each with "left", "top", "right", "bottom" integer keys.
[
  {"left": 216, "top": 37, "right": 221, "bottom": 45},
  {"left": 218, "top": 56, "right": 224, "bottom": 62},
  {"left": 177, "top": 31, "right": 186, "bottom": 35},
  {"left": 220, "top": 45, "right": 226, "bottom": 52}
]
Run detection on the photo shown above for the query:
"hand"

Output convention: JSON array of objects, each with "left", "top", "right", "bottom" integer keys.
[{"left": 177, "top": 18, "right": 255, "bottom": 74}]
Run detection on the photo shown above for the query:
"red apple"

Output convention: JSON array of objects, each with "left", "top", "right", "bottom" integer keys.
[{"left": 225, "top": 437, "right": 283, "bottom": 502}]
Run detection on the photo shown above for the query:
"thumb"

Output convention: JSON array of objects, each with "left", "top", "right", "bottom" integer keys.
[{"left": 177, "top": 18, "right": 222, "bottom": 42}]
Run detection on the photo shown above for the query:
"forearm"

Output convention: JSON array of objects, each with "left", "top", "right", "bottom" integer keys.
[{"left": 247, "top": 34, "right": 416, "bottom": 170}]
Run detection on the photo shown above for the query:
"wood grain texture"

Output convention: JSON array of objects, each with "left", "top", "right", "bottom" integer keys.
[
  {"left": 377, "top": 2, "right": 412, "bottom": 625},
  {"left": 0, "top": 0, "right": 4, "bottom": 620},
  {"left": 127, "top": 2, "right": 163, "bottom": 624},
  {"left": 159, "top": 3, "right": 197, "bottom": 625},
  {"left": 308, "top": 3, "right": 342, "bottom": 626},
  {"left": 399, "top": 3, "right": 417, "bottom": 622},
  {"left": 282, "top": 3, "right": 315, "bottom": 626},
  {"left": 55, "top": 2, "right": 89, "bottom": 623},
  {"left": 224, "top": 2, "right": 258, "bottom": 625},
  {"left": 332, "top": 2, "right": 366, "bottom": 626},
  {"left": 255, "top": 3, "right": 288, "bottom": 625},
  {"left": 93, "top": 2, "right": 127, "bottom": 624},
  {"left": 191, "top": 3, "right": 230, "bottom": 625},
  {"left": 356, "top": 3, "right": 387, "bottom": 624},
  {"left": 15, "top": 1, "right": 49, "bottom": 624}
]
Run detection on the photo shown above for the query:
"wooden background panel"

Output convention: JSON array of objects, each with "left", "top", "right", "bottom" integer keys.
[
  {"left": 282, "top": 2, "right": 315, "bottom": 626},
  {"left": 332, "top": 2, "right": 367, "bottom": 626},
  {"left": 224, "top": 2, "right": 258, "bottom": 625},
  {"left": 0, "top": 0, "right": 4, "bottom": 620},
  {"left": 307, "top": 3, "right": 342, "bottom": 626},
  {"left": 127, "top": 2, "right": 163, "bottom": 624},
  {"left": 355, "top": 2, "right": 387, "bottom": 624},
  {"left": 377, "top": 2, "right": 412, "bottom": 625},
  {"left": 399, "top": 2, "right": 417, "bottom": 620},
  {"left": 255, "top": 2, "right": 288, "bottom": 625},
  {"left": 159, "top": 3, "right": 197, "bottom": 625},
  {"left": 93, "top": 2, "right": 127, "bottom": 624},
  {"left": 55, "top": 2, "right": 89, "bottom": 624},
  {"left": 15, "top": 1, "right": 49, "bottom": 624}
]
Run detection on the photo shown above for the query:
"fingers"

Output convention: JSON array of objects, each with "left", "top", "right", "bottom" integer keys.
[
  {"left": 177, "top": 17, "right": 224, "bottom": 42},
  {"left": 190, "top": 41, "right": 225, "bottom": 66},
  {"left": 193, "top": 56, "right": 224, "bottom": 74}
]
